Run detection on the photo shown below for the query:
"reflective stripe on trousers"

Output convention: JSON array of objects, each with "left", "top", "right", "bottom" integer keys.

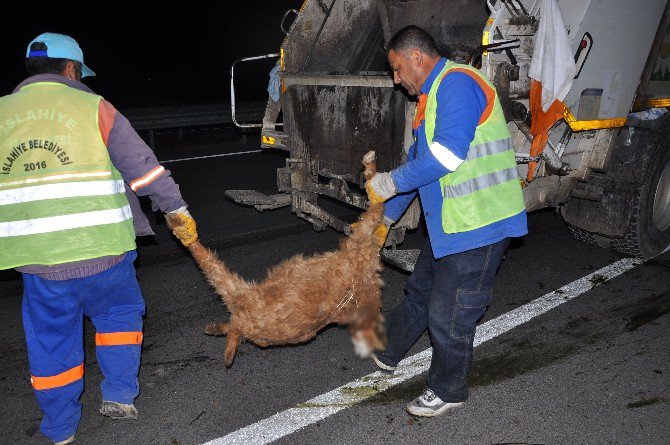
[
  {"left": 96, "top": 331, "right": 143, "bottom": 346},
  {"left": 31, "top": 363, "right": 84, "bottom": 390},
  {"left": 21, "top": 251, "right": 145, "bottom": 442}
]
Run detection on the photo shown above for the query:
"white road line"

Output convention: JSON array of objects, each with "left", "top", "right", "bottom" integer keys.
[
  {"left": 160, "top": 150, "right": 262, "bottom": 164},
  {"left": 202, "top": 256, "right": 643, "bottom": 445}
]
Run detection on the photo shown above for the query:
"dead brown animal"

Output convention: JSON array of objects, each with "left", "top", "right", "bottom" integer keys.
[{"left": 169, "top": 151, "right": 386, "bottom": 366}]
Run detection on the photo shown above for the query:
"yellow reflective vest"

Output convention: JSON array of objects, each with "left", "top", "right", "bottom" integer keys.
[
  {"left": 0, "top": 81, "right": 135, "bottom": 269},
  {"left": 424, "top": 61, "right": 525, "bottom": 233}
]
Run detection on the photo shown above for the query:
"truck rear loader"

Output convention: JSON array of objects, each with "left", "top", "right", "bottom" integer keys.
[{"left": 228, "top": 0, "right": 670, "bottom": 270}]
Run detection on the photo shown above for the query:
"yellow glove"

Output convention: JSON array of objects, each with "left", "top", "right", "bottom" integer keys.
[
  {"left": 365, "top": 172, "right": 397, "bottom": 204},
  {"left": 372, "top": 223, "right": 390, "bottom": 248},
  {"left": 349, "top": 219, "right": 392, "bottom": 248},
  {"left": 365, "top": 183, "right": 386, "bottom": 205},
  {"left": 168, "top": 207, "right": 198, "bottom": 247}
]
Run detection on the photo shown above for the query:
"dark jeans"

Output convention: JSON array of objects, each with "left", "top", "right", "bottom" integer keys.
[{"left": 378, "top": 237, "right": 510, "bottom": 403}]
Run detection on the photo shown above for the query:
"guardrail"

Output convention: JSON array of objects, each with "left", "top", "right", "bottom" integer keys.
[{"left": 122, "top": 101, "right": 267, "bottom": 147}]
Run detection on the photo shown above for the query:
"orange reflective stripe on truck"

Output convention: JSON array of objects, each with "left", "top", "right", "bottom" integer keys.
[
  {"left": 31, "top": 363, "right": 84, "bottom": 390},
  {"left": 633, "top": 97, "right": 670, "bottom": 111},
  {"left": 95, "top": 331, "right": 143, "bottom": 346},
  {"left": 564, "top": 108, "right": 626, "bottom": 131}
]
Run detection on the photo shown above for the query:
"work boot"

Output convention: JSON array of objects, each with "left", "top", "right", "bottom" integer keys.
[
  {"left": 100, "top": 401, "right": 139, "bottom": 420},
  {"left": 53, "top": 435, "right": 75, "bottom": 445}
]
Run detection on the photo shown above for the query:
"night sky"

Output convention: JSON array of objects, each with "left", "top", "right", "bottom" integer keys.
[{"left": 2, "top": 2, "right": 303, "bottom": 109}]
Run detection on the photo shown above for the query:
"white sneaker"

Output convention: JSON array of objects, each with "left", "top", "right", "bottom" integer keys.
[
  {"left": 371, "top": 353, "right": 396, "bottom": 374},
  {"left": 53, "top": 435, "right": 75, "bottom": 445},
  {"left": 406, "top": 389, "right": 464, "bottom": 417}
]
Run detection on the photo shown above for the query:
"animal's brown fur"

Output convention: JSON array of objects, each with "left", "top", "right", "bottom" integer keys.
[{"left": 169, "top": 152, "right": 386, "bottom": 366}]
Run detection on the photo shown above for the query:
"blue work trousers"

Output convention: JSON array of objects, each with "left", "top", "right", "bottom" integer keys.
[
  {"left": 378, "top": 237, "right": 509, "bottom": 403},
  {"left": 21, "top": 251, "right": 145, "bottom": 442}
]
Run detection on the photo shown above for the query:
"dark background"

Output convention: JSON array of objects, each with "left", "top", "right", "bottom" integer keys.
[{"left": 1, "top": 2, "right": 302, "bottom": 109}]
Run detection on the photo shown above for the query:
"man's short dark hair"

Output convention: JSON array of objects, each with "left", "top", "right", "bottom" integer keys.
[
  {"left": 387, "top": 25, "right": 440, "bottom": 57},
  {"left": 25, "top": 41, "right": 72, "bottom": 76}
]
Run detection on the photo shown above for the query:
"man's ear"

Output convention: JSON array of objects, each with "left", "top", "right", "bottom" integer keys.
[
  {"left": 410, "top": 48, "right": 423, "bottom": 66},
  {"left": 61, "top": 61, "right": 77, "bottom": 80}
]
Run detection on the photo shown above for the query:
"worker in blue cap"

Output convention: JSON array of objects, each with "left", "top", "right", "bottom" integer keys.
[{"left": 0, "top": 32, "right": 199, "bottom": 444}]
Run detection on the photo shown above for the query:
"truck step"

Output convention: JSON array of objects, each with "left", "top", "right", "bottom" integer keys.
[
  {"left": 225, "top": 190, "right": 291, "bottom": 210},
  {"left": 380, "top": 249, "right": 421, "bottom": 273}
]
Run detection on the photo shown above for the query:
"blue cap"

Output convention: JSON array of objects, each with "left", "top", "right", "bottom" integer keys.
[{"left": 26, "top": 32, "right": 95, "bottom": 77}]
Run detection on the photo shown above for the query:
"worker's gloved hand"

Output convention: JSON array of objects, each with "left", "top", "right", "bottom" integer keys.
[
  {"left": 365, "top": 172, "right": 397, "bottom": 204},
  {"left": 167, "top": 206, "right": 198, "bottom": 247},
  {"left": 372, "top": 223, "right": 390, "bottom": 248},
  {"left": 350, "top": 216, "right": 394, "bottom": 248},
  {"left": 373, "top": 215, "right": 395, "bottom": 248}
]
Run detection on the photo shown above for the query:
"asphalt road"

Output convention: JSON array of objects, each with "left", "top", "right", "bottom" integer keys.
[{"left": 1, "top": 127, "right": 668, "bottom": 445}]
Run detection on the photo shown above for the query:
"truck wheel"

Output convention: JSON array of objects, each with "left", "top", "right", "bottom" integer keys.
[{"left": 611, "top": 138, "right": 670, "bottom": 257}]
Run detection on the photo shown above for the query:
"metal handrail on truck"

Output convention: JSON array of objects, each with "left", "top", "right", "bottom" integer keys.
[{"left": 230, "top": 53, "right": 282, "bottom": 129}]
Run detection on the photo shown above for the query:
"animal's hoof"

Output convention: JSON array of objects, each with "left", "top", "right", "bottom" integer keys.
[{"left": 204, "top": 323, "right": 220, "bottom": 336}]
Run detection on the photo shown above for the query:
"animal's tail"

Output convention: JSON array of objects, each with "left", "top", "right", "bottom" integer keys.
[{"left": 166, "top": 214, "right": 251, "bottom": 301}]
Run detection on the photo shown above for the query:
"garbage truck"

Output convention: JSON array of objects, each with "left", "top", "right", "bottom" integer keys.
[{"left": 227, "top": 0, "right": 670, "bottom": 270}]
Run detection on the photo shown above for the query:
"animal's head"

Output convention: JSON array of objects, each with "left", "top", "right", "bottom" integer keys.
[{"left": 349, "top": 312, "right": 387, "bottom": 358}]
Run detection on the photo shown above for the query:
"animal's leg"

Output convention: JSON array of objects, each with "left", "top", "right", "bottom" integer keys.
[
  {"left": 205, "top": 322, "right": 230, "bottom": 336},
  {"left": 224, "top": 330, "right": 242, "bottom": 367}
]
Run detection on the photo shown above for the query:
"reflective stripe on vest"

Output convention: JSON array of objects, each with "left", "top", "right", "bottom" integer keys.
[
  {"left": 444, "top": 166, "right": 520, "bottom": 198},
  {"left": 465, "top": 137, "right": 514, "bottom": 160},
  {"left": 423, "top": 61, "right": 525, "bottom": 233},
  {"left": 0, "top": 82, "right": 136, "bottom": 269}
]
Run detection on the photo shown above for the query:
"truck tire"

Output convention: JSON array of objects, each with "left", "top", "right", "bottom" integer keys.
[
  {"left": 563, "top": 120, "right": 670, "bottom": 258},
  {"left": 610, "top": 141, "right": 670, "bottom": 257},
  {"left": 566, "top": 224, "right": 599, "bottom": 248}
]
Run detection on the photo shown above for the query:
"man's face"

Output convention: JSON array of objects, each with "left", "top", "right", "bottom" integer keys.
[{"left": 388, "top": 48, "right": 425, "bottom": 96}]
